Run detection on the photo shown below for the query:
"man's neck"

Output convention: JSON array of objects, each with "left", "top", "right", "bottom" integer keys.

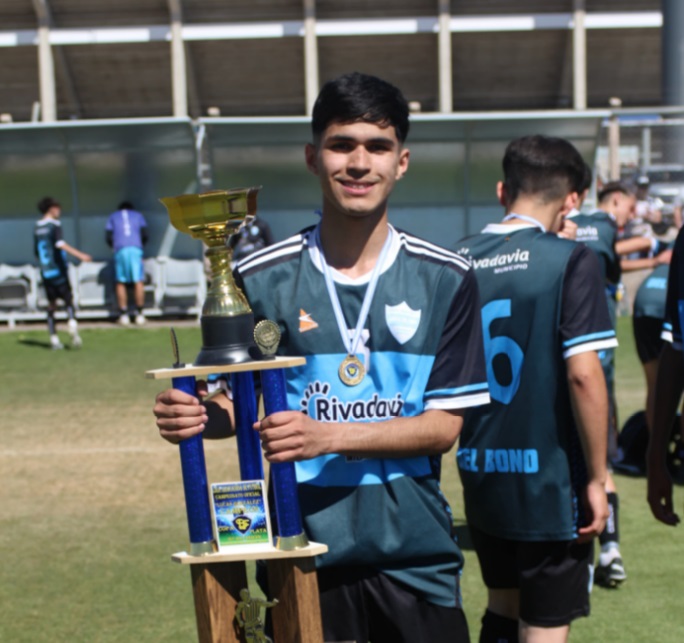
[
  {"left": 503, "top": 196, "right": 562, "bottom": 232},
  {"left": 318, "top": 212, "right": 390, "bottom": 279}
]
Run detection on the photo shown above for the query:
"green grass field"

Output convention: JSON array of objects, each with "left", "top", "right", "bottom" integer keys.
[{"left": 1, "top": 317, "right": 683, "bottom": 642}]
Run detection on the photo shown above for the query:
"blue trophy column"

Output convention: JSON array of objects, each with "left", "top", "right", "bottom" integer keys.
[
  {"left": 172, "top": 375, "right": 214, "bottom": 555},
  {"left": 261, "top": 368, "right": 307, "bottom": 548},
  {"left": 230, "top": 371, "right": 264, "bottom": 481}
]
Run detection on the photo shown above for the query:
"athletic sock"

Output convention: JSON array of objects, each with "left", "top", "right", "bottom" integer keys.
[
  {"left": 47, "top": 310, "right": 56, "bottom": 335},
  {"left": 599, "top": 492, "right": 620, "bottom": 556},
  {"left": 480, "top": 609, "right": 519, "bottom": 643},
  {"left": 66, "top": 305, "right": 76, "bottom": 321}
]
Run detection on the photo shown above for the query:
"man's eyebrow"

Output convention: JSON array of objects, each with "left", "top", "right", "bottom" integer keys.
[{"left": 326, "top": 134, "right": 396, "bottom": 145}]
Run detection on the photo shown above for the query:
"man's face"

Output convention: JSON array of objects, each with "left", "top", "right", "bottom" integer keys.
[
  {"left": 305, "top": 120, "right": 410, "bottom": 220},
  {"left": 613, "top": 193, "right": 636, "bottom": 227}
]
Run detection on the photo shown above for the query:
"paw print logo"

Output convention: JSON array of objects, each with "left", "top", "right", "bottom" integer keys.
[{"left": 300, "top": 381, "right": 330, "bottom": 417}]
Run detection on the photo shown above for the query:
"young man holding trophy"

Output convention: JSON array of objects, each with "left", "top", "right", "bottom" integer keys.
[{"left": 154, "top": 72, "right": 490, "bottom": 642}]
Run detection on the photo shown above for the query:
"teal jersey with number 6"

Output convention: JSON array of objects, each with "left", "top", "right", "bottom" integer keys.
[{"left": 456, "top": 224, "right": 617, "bottom": 541}]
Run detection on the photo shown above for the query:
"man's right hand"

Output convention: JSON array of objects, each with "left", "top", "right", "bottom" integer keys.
[{"left": 154, "top": 385, "right": 208, "bottom": 444}]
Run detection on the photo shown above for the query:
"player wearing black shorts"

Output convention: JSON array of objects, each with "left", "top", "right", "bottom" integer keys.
[
  {"left": 457, "top": 136, "right": 613, "bottom": 642},
  {"left": 34, "top": 197, "right": 91, "bottom": 349},
  {"left": 648, "top": 226, "right": 684, "bottom": 526}
]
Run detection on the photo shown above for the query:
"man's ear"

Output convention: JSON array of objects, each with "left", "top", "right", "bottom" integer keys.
[
  {"left": 305, "top": 143, "right": 319, "bottom": 176},
  {"left": 395, "top": 147, "right": 410, "bottom": 180},
  {"left": 496, "top": 181, "right": 506, "bottom": 206},
  {"left": 558, "top": 192, "right": 576, "bottom": 218}
]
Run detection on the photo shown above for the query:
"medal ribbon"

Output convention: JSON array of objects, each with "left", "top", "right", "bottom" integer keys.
[
  {"left": 502, "top": 213, "right": 546, "bottom": 233},
  {"left": 315, "top": 224, "right": 393, "bottom": 361}
]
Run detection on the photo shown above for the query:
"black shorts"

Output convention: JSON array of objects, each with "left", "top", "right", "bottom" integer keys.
[
  {"left": 633, "top": 315, "right": 664, "bottom": 364},
  {"left": 316, "top": 565, "right": 469, "bottom": 643},
  {"left": 44, "top": 278, "right": 73, "bottom": 306},
  {"left": 469, "top": 526, "right": 592, "bottom": 628}
]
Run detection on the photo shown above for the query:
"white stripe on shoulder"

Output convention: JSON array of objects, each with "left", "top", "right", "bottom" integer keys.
[
  {"left": 425, "top": 391, "right": 491, "bottom": 410},
  {"left": 237, "top": 233, "right": 307, "bottom": 272},
  {"left": 563, "top": 337, "right": 619, "bottom": 359},
  {"left": 397, "top": 231, "right": 471, "bottom": 271}
]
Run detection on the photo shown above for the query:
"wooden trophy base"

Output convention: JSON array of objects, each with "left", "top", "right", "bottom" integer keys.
[
  {"left": 173, "top": 543, "right": 328, "bottom": 643},
  {"left": 150, "top": 356, "right": 324, "bottom": 642}
]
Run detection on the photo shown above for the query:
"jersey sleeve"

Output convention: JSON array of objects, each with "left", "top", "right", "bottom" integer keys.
[
  {"left": 560, "top": 244, "right": 618, "bottom": 358},
  {"left": 662, "top": 227, "right": 684, "bottom": 350},
  {"left": 605, "top": 221, "right": 621, "bottom": 286},
  {"left": 424, "top": 265, "right": 490, "bottom": 410},
  {"left": 53, "top": 223, "right": 65, "bottom": 248}
]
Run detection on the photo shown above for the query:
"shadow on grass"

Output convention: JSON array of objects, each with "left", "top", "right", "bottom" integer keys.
[{"left": 18, "top": 337, "right": 58, "bottom": 350}]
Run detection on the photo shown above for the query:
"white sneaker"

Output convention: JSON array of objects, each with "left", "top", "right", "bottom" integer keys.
[
  {"left": 118, "top": 314, "right": 131, "bottom": 326},
  {"left": 134, "top": 313, "right": 146, "bottom": 326},
  {"left": 67, "top": 318, "right": 78, "bottom": 333},
  {"left": 71, "top": 334, "right": 83, "bottom": 349},
  {"left": 50, "top": 335, "right": 64, "bottom": 350}
]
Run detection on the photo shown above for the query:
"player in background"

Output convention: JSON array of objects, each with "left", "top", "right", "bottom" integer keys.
[
  {"left": 105, "top": 201, "right": 149, "bottom": 325},
  {"left": 648, "top": 224, "right": 684, "bottom": 526},
  {"left": 457, "top": 135, "right": 613, "bottom": 642},
  {"left": 33, "top": 197, "right": 92, "bottom": 349},
  {"left": 567, "top": 179, "right": 667, "bottom": 588}
]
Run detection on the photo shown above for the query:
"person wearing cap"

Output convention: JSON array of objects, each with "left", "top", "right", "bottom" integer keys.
[{"left": 33, "top": 197, "right": 92, "bottom": 349}]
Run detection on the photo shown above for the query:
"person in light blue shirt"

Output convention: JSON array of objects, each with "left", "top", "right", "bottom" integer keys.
[{"left": 105, "top": 201, "right": 148, "bottom": 325}]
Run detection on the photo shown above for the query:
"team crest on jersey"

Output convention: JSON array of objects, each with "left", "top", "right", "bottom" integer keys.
[
  {"left": 299, "top": 381, "right": 404, "bottom": 421},
  {"left": 385, "top": 302, "right": 421, "bottom": 345}
]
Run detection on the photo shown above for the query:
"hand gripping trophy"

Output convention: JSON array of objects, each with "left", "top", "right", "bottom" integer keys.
[{"left": 146, "top": 188, "right": 326, "bottom": 643}]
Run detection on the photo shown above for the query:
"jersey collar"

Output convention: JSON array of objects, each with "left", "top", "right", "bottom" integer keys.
[{"left": 307, "top": 223, "right": 400, "bottom": 286}]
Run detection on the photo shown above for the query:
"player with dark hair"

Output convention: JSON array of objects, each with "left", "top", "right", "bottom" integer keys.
[
  {"left": 571, "top": 181, "right": 671, "bottom": 585},
  {"left": 34, "top": 197, "right": 91, "bottom": 349},
  {"left": 105, "top": 200, "right": 149, "bottom": 325},
  {"left": 456, "top": 135, "right": 613, "bottom": 642},
  {"left": 153, "top": 72, "right": 489, "bottom": 642}
]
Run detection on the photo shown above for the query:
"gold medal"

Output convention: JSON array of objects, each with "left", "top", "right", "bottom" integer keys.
[{"left": 339, "top": 354, "right": 365, "bottom": 386}]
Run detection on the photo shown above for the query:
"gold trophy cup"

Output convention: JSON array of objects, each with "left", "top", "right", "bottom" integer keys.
[{"left": 160, "top": 187, "right": 264, "bottom": 366}]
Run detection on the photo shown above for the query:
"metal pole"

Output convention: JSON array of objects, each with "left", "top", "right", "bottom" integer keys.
[
  {"left": 641, "top": 126, "right": 652, "bottom": 171},
  {"left": 608, "top": 97, "right": 622, "bottom": 181},
  {"left": 169, "top": 0, "right": 188, "bottom": 117},
  {"left": 303, "top": 0, "right": 319, "bottom": 116},
  {"left": 438, "top": 0, "right": 453, "bottom": 113},
  {"left": 36, "top": 24, "right": 56, "bottom": 122},
  {"left": 572, "top": 0, "right": 587, "bottom": 110},
  {"left": 662, "top": 0, "right": 684, "bottom": 106}
]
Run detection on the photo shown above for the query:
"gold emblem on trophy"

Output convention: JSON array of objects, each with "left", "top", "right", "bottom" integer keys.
[{"left": 160, "top": 187, "right": 264, "bottom": 366}]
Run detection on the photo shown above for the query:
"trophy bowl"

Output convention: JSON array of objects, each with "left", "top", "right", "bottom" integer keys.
[{"left": 160, "top": 187, "right": 265, "bottom": 366}]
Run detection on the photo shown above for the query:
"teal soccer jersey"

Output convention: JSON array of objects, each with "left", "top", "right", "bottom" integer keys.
[
  {"left": 634, "top": 263, "right": 669, "bottom": 320},
  {"left": 456, "top": 224, "right": 617, "bottom": 541},
  {"left": 567, "top": 210, "right": 620, "bottom": 287},
  {"left": 236, "top": 224, "right": 490, "bottom": 607},
  {"left": 34, "top": 218, "right": 68, "bottom": 283}
]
